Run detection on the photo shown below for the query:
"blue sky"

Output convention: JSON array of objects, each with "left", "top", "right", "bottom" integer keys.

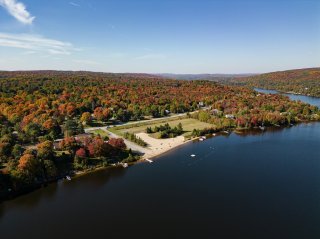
[{"left": 0, "top": 0, "right": 319, "bottom": 73}]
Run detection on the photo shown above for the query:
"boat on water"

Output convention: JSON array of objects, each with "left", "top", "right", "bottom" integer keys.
[
  {"left": 212, "top": 133, "right": 216, "bottom": 136},
  {"left": 190, "top": 154, "right": 196, "bottom": 157},
  {"left": 223, "top": 130, "right": 230, "bottom": 134},
  {"left": 145, "top": 159, "right": 153, "bottom": 163},
  {"left": 66, "top": 176, "right": 71, "bottom": 181},
  {"left": 259, "top": 126, "right": 266, "bottom": 131},
  {"left": 199, "top": 136, "right": 206, "bottom": 141},
  {"left": 122, "top": 163, "right": 128, "bottom": 168}
]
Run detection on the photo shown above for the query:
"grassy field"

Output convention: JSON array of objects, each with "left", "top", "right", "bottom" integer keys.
[
  {"left": 109, "top": 118, "right": 213, "bottom": 137},
  {"left": 90, "top": 129, "right": 109, "bottom": 138}
]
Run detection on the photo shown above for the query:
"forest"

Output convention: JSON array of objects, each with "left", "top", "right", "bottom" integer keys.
[
  {"left": 0, "top": 70, "right": 319, "bottom": 200},
  {"left": 230, "top": 68, "right": 320, "bottom": 97}
]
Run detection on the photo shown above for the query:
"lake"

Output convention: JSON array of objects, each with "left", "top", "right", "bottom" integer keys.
[
  {"left": 0, "top": 92, "right": 320, "bottom": 239},
  {"left": 255, "top": 88, "right": 320, "bottom": 108}
]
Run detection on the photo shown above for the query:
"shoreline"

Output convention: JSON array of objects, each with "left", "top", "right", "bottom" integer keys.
[
  {"left": 3, "top": 122, "right": 320, "bottom": 203},
  {"left": 255, "top": 88, "right": 320, "bottom": 99}
]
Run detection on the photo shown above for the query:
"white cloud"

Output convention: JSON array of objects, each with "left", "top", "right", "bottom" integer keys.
[
  {"left": 135, "top": 54, "right": 167, "bottom": 60},
  {"left": 0, "top": 32, "right": 77, "bottom": 55},
  {"left": 69, "top": 2, "right": 80, "bottom": 7},
  {"left": 0, "top": 0, "right": 35, "bottom": 24}
]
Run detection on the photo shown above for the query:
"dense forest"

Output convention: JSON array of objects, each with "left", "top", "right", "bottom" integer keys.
[
  {"left": 0, "top": 70, "right": 319, "bottom": 200},
  {"left": 230, "top": 68, "right": 320, "bottom": 97}
]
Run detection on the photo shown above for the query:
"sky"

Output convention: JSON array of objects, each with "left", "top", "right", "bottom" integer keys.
[{"left": 0, "top": 0, "right": 319, "bottom": 74}]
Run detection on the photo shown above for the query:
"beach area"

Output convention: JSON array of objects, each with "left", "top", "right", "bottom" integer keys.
[{"left": 135, "top": 133, "right": 190, "bottom": 160}]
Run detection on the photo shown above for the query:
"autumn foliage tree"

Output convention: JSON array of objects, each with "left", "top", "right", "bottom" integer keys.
[
  {"left": 80, "top": 112, "right": 92, "bottom": 125},
  {"left": 75, "top": 148, "right": 87, "bottom": 158},
  {"left": 18, "top": 153, "right": 39, "bottom": 179},
  {"left": 37, "top": 140, "right": 54, "bottom": 160},
  {"left": 87, "top": 137, "right": 110, "bottom": 157},
  {"left": 108, "top": 138, "right": 126, "bottom": 150}
]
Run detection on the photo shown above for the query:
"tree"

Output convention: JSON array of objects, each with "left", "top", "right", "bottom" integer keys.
[
  {"left": 108, "top": 138, "right": 126, "bottom": 150},
  {"left": 116, "top": 108, "right": 130, "bottom": 122},
  {"left": 18, "top": 153, "right": 39, "bottom": 178},
  {"left": 0, "top": 142, "right": 11, "bottom": 162},
  {"left": 63, "top": 119, "right": 78, "bottom": 137},
  {"left": 80, "top": 112, "right": 92, "bottom": 125},
  {"left": 87, "top": 137, "right": 110, "bottom": 157},
  {"left": 12, "top": 144, "right": 24, "bottom": 159},
  {"left": 37, "top": 140, "right": 54, "bottom": 160},
  {"left": 177, "top": 122, "right": 183, "bottom": 132},
  {"left": 43, "top": 160, "right": 57, "bottom": 178},
  {"left": 43, "top": 119, "right": 61, "bottom": 139},
  {"left": 75, "top": 148, "right": 87, "bottom": 158},
  {"left": 43, "top": 119, "right": 55, "bottom": 130},
  {"left": 59, "top": 137, "right": 78, "bottom": 155},
  {"left": 198, "top": 111, "right": 210, "bottom": 122},
  {"left": 102, "top": 108, "right": 111, "bottom": 121},
  {"left": 94, "top": 107, "right": 105, "bottom": 121},
  {"left": 25, "top": 123, "right": 42, "bottom": 143}
]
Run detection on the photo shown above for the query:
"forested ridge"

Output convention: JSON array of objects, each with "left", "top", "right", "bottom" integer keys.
[
  {"left": 231, "top": 68, "right": 320, "bottom": 97},
  {"left": 0, "top": 71, "right": 319, "bottom": 200}
]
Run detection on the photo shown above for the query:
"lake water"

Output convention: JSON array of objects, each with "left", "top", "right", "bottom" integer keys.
[
  {"left": 0, "top": 92, "right": 320, "bottom": 239},
  {"left": 255, "top": 88, "right": 320, "bottom": 108}
]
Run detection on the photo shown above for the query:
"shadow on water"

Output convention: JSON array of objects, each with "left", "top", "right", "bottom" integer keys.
[
  {"left": 0, "top": 183, "right": 59, "bottom": 219},
  {"left": 0, "top": 166, "right": 128, "bottom": 220}
]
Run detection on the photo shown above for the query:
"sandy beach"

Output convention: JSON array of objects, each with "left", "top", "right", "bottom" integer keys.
[{"left": 135, "top": 133, "right": 190, "bottom": 160}]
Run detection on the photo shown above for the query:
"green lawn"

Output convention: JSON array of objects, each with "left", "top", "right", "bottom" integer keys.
[
  {"left": 89, "top": 129, "right": 110, "bottom": 138},
  {"left": 110, "top": 118, "right": 213, "bottom": 137}
]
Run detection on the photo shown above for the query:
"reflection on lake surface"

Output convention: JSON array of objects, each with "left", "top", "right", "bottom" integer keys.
[{"left": 0, "top": 92, "right": 320, "bottom": 239}]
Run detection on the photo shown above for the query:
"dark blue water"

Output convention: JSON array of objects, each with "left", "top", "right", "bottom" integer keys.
[{"left": 0, "top": 93, "right": 319, "bottom": 239}]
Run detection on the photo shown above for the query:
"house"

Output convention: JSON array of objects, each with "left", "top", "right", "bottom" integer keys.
[
  {"left": 53, "top": 139, "right": 63, "bottom": 150},
  {"left": 225, "top": 114, "right": 235, "bottom": 119},
  {"left": 211, "top": 109, "right": 222, "bottom": 115}
]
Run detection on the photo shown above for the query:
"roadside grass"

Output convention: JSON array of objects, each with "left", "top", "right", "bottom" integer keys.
[
  {"left": 55, "top": 150, "right": 70, "bottom": 156},
  {"left": 84, "top": 120, "right": 111, "bottom": 128},
  {"left": 109, "top": 118, "right": 213, "bottom": 137},
  {"left": 89, "top": 129, "right": 109, "bottom": 138}
]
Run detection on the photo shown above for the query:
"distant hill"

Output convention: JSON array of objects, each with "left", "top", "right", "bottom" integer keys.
[
  {"left": 231, "top": 68, "right": 320, "bottom": 97},
  {"left": 0, "top": 70, "right": 157, "bottom": 79},
  {"left": 157, "top": 73, "right": 255, "bottom": 82}
]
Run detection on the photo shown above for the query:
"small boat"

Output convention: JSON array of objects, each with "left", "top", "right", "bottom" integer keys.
[
  {"left": 145, "top": 158, "right": 153, "bottom": 163},
  {"left": 223, "top": 130, "right": 230, "bottom": 134},
  {"left": 259, "top": 126, "right": 266, "bottom": 131},
  {"left": 190, "top": 154, "right": 196, "bottom": 157},
  {"left": 122, "top": 163, "right": 128, "bottom": 168},
  {"left": 199, "top": 138, "right": 204, "bottom": 141},
  {"left": 66, "top": 175, "right": 71, "bottom": 181},
  {"left": 212, "top": 133, "right": 216, "bottom": 136}
]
